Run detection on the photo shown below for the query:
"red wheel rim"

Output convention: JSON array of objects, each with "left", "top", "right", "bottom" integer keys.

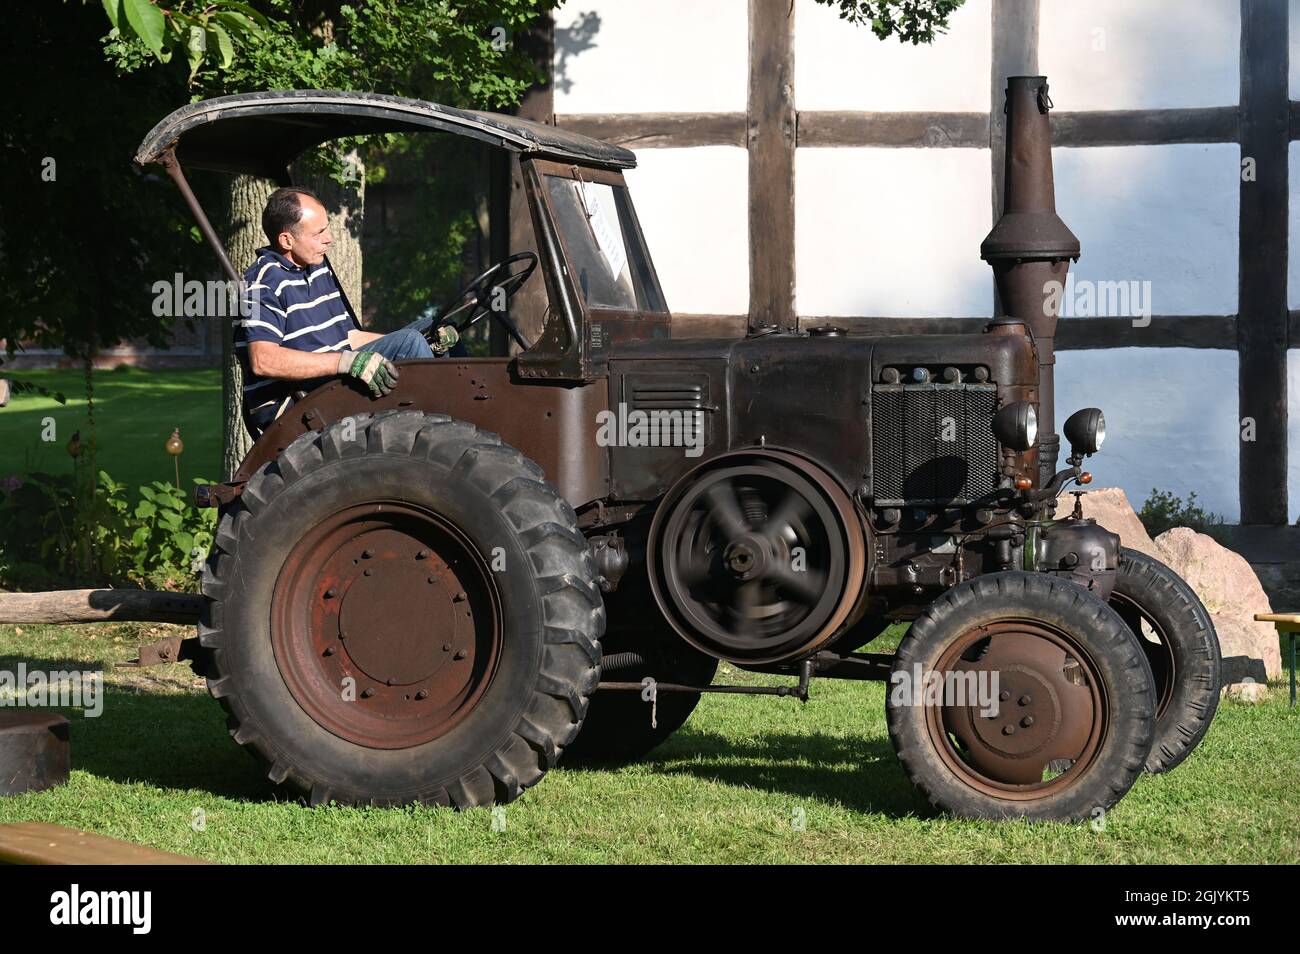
[
  {"left": 923, "top": 620, "right": 1108, "bottom": 799},
  {"left": 271, "top": 502, "right": 502, "bottom": 750}
]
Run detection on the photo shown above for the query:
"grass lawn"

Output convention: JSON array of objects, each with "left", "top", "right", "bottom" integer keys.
[
  {"left": 0, "top": 367, "right": 222, "bottom": 488},
  {"left": 0, "top": 621, "right": 1295, "bottom": 864}
]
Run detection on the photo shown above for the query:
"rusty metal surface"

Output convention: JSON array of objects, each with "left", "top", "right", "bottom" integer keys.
[
  {"left": 0, "top": 712, "right": 69, "bottom": 796},
  {"left": 929, "top": 621, "right": 1104, "bottom": 796},
  {"left": 271, "top": 502, "right": 501, "bottom": 749},
  {"left": 981, "top": 76, "right": 1080, "bottom": 488},
  {"left": 234, "top": 360, "right": 609, "bottom": 508}
]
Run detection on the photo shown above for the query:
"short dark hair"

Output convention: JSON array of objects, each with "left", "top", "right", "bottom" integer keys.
[{"left": 262, "top": 187, "right": 321, "bottom": 248}]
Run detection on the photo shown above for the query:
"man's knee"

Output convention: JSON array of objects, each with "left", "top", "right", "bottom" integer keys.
[{"left": 369, "top": 328, "right": 434, "bottom": 361}]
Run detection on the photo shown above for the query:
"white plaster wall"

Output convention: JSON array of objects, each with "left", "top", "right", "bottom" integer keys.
[
  {"left": 1039, "top": 0, "right": 1238, "bottom": 110},
  {"left": 1053, "top": 144, "right": 1239, "bottom": 316},
  {"left": 624, "top": 147, "right": 749, "bottom": 315},
  {"left": 1291, "top": 350, "right": 1300, "bottom": 523},
  {"left": 553, "top": 1, "right": 748, "bottom": 114},
  {"left": 795, "top": 0, "right": 991, "bottom": 111},
  {"left": 1055, "top": 349, "right": 1241, "bottom": 521},
  {"left": 795, "top": 147, "right": 992, "bottom": 317}
]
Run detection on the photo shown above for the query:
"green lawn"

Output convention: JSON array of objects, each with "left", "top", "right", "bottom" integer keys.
[
  {"left": 0, "top": 367, "right": 222, "bottom": 487},
  {"left": 0, "top": 621, "right": 1295, "bottom": 864}
]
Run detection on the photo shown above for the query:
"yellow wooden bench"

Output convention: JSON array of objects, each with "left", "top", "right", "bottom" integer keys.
[
  {"left": 0, "top": 822, "right": 211, "bottom": 865},
  {"left": 1255, "top": 613, "right": 1300, "bottom": 706}
]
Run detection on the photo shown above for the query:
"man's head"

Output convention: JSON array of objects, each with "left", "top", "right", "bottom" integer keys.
[{"left": 262, "top": 187, "right": 333, "bottom": 267}]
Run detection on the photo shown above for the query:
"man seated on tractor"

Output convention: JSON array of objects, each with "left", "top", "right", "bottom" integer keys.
[{"left": 237, "top": 186, "right": 453, "bottom": 435}]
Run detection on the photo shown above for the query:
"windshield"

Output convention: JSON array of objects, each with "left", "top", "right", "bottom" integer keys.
[{"left": 545, "top": 175, "right": 665, "bottom": 313}]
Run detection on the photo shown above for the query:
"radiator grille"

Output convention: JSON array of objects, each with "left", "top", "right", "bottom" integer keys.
[{"left": 872, "top": 384, "right": 998, "bottom": 505}]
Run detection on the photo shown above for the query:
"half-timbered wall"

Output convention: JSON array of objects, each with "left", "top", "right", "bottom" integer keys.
[{"left": 553, "top": 0, "right": 1299, "bottom": 526}]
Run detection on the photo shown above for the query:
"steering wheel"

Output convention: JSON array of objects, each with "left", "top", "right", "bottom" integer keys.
[{"left": 424, "top": 251, "right": 537, "bottom": 351}]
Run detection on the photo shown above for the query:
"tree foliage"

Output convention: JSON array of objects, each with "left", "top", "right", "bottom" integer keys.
[
  {"left": 813, "top": 0, "right": 966, "bottom": 44},
  {"left": 96, "top": 0, "right": 557, "bottom": 107}
]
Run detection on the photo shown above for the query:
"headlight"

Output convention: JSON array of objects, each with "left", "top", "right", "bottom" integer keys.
[
  {"left": 1064, "top": 408, "right": 1106, "bottom": 455},
  {"left": 993, "top": 401, "right": 1038, "bottom": 451}
]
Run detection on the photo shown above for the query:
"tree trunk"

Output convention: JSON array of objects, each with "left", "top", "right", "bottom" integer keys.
[
  {"left": 292, "top": 149, "right": 366, "bottom": 322},
  {"left": 0, "top": 589, "right": 203, "bottom": 624},
  {"left": 218, "top": 174, "right": 275, "bottom": 479}
]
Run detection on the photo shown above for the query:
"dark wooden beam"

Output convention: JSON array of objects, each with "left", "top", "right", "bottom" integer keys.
[
  {"left": 557, "top": 108, "right": 1238, "bottom": 151},
  {"left": 1238, "top": 0, "right": 1289, "bottom": 524},
  {"left": 671, "top": 313, "right": 749, "bottom": 338},
  {"left": 747, "top": 0, "right": 796, "bottom": 334},
  {"left": 1051, "top": 106, "right": 1240, "bottom": 147},
  {"left": 1289, "top": 309, "right": 1300, "bottom": 346},
  {"left": 666, "top": 314, "right": 1237, "bottom": 348},
  {"left": 1055, "top": 315, "right": 1237, "bottom": 350},
  {"left": 554, "top": 112, "right": 746, "bottom": 147},
  {"left": 797, "top": 111, "right": 988, "bottom": 147}
]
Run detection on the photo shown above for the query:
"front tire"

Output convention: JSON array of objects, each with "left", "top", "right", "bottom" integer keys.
[
  {"left": 886, "top": 572, "right": 1156, "bottom": 821},
  {"left": 1110, "top": 547, "right": 1221, "bottom": 773},
  {"left": 199, "top": 411, "right": 604, "bottom": 807}
]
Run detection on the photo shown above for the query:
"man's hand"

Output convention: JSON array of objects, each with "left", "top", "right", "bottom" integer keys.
[
  {"left": 338, "top": 351, "right": 399, "bottom": 397},
  {"left": 431, "top": 325, "right": 459, "bottom": 354}
]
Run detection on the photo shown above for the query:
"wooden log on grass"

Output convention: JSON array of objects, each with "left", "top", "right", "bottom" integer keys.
[{"left": 0, "top": 589, "right": 203, "bottom": 625}]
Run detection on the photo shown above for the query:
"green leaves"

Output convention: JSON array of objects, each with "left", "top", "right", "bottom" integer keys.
[
  {"left": 815, "top": 0, "right": 966, "bottom": 45},
  {"left": 91, "top": 0, "right": 272, "bottom": 84},
  {"left": 121, "top": 0, "right": 165, "bottom": 56},
  {"left": 0, "top": 470, "right": 216, "bottom": 590}
]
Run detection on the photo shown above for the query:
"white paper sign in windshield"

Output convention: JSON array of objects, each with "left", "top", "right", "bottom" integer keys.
[{"left": 578, "top": 181, "right": 628, "bottom": 281}]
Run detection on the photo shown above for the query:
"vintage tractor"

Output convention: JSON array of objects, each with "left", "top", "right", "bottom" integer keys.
[{"left": 135, "top": 77, "right": 1220, "bottom": 821}]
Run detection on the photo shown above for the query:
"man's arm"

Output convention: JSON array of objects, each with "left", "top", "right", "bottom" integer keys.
[
  {"left": 248, "top": 341, "right": 400, "bottom": 397},
  {"left": 248, "top": 340, "right": 348, "bottom": 381}
]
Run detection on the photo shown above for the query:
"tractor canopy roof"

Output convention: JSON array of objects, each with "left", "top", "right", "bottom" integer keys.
[{"left": 135, "top": 89, "right": 637, "bottom": 177}]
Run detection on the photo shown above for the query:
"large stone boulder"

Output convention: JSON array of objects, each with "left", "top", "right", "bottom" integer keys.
[
  {"left": 1076, "top": 487, "right": 1162, "bottom": 560},
  {"left": 1153, "top": 527, "right": 1282, "bottom": 684}
]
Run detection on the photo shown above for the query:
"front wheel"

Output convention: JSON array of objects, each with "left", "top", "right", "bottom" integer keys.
[
  {"left": 1110, "top": 547, "right": 1221, "bottom": 773},
  {"left": 886, "top": 572, "right": 1156, "bottom": 821},
  {"left": 199, "top": 411, "right": 604, "bottom": 807}
]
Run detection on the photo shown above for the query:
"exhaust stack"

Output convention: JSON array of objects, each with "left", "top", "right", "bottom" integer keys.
[{"left": 980, "top": 76, "right": 1080, "bottom": 487}]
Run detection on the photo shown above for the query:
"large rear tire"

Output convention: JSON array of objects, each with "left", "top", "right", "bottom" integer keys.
[
  {"left": 199, "top": 411, "right": 604, "bottom": 808},
  {"left": 886, "top": 572, "right": 1156, "bottom": 821},
  {"left": 1110, "top": 547, "right": 1221, "bottom": 774}
]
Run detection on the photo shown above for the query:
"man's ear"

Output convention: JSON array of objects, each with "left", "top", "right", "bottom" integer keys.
[{"left": 277, "top": 229, "right": 296, "bottom": 254}]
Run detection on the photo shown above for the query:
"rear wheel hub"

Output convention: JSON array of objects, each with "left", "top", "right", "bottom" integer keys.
[{"left": 272, "top": 503, "right": 501, "bottom": 750}]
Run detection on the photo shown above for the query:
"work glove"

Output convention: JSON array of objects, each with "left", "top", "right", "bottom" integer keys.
[
  {"left": 338, "top": 351, "right": 399, "bottom": 397},
  {"left": 430, "top": 324, "right": 459, "bottom": 355}
]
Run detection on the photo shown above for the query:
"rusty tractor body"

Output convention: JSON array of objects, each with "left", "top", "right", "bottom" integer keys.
[{"left": 137, "top": 78, "right": 1221, "bottom": 821}]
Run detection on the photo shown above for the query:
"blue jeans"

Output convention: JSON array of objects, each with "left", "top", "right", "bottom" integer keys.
[{"left": 356, "top": 323, "right": 435, "bottom": 362}]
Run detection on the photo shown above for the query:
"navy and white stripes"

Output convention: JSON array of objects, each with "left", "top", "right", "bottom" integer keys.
[{"left": 237, "top": 248, "right": 356, "bottom": 399}]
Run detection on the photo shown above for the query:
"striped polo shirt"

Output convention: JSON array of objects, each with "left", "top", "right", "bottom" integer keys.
[{"left": 237, "top": 248, "right": 357, "bottom": 407}]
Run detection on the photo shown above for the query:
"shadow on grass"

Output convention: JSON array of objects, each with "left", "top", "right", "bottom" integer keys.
[
  {"left": 38, "top": 685, "right": 274, "bottom": 802},
  {"left": 6, "top": 647, "right": 926, "bottom": 814},
  {"left": 566, "top": 726, "right": 932, "bottom": 819}
]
